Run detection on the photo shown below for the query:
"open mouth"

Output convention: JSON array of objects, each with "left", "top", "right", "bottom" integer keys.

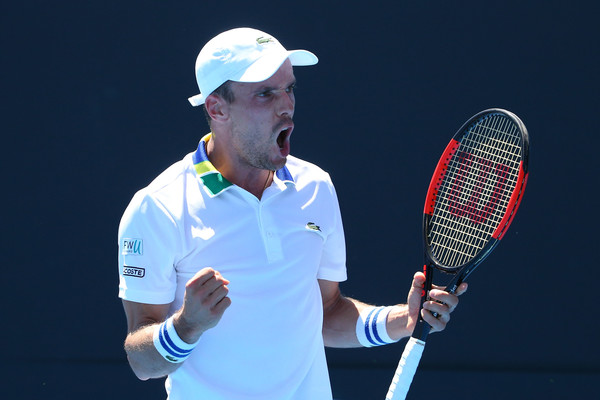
[{"left": 277, "top": 128, "right": 291, "bottom": 149}]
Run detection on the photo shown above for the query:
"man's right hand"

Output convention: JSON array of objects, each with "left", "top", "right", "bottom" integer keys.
[{"left": 174, "top": 268, "right": 232, "bottom": 343}]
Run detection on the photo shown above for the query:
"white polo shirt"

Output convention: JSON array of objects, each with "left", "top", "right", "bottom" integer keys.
[{"left": 118, "top": 134, "right": 347, "bottom": 400}]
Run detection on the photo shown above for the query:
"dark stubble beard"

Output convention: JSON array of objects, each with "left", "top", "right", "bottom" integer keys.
[{"left": 233, "top": 120, "right": 291, "bottom": 172}]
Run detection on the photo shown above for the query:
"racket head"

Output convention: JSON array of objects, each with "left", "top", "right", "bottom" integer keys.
[{"left": 422, "top": 108, "right": 529, "bottom": 279}]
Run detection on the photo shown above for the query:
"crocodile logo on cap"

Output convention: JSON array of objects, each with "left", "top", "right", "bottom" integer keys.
[{"left": 256, "top": 36, "right": 274, "bottom": 45}]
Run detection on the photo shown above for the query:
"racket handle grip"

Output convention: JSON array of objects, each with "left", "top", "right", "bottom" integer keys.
[
  {"left": 385, "top": 337, "right": 426, "bottom": 400},
  {"left": 411, "top": 317, "right": 432, "bottom": 342}
]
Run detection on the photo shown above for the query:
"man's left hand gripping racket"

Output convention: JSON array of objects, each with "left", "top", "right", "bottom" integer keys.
[{"left": 385, "top": 108, "right": 529, "bottom": 400}]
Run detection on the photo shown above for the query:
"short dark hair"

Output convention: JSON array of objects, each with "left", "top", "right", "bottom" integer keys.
[{"left": 202, "top": 80, "right": 235, "bottom": 126}]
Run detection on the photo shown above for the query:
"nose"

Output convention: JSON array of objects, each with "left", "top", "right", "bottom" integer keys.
[{"left": 277, "top": 90, "right": 295, "bottom": 118}]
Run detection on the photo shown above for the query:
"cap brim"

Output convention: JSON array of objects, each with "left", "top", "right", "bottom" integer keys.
[
  {"left": 188, "top": 93, "right": 205, "bottom": 106},
  {"left": 237, "top": 49, "right": 318, "bottom": 83},
  {"left": 188, "top": 49, "right": 318, "bottom": 107},
  {"left": 288, "top": 49, "right": 319, "bottom": 66}
]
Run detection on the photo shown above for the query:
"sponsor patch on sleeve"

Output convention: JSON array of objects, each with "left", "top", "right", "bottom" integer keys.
[
  {"left": 122, "top": 238, "right": 143, "bottom": 255},
  {"left": 122, "top": 266, "right": 145, "bottom": 278}
]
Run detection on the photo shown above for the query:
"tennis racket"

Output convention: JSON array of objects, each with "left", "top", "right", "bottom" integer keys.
[{"left": 385, "top": 108, "right": 529, "bottom": 400}]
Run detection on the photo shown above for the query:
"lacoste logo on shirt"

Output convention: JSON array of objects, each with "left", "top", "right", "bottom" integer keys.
[{"left": 305, "top": 222, "right": 321, "bottom": 232}]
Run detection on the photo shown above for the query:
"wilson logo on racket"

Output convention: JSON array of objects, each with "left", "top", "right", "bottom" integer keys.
[{"left": 447, "top": 151, "right": 510, "bottom": 225}]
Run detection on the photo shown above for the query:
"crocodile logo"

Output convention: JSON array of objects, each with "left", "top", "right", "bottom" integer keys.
[
  {"left": 306, "top": 222, "right": 321, "bottom": 232},
  {"left": 256, "top": 36, "right": 274, "bottom": 45}
]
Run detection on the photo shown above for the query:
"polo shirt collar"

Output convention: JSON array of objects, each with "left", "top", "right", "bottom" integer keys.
[{"left": 192, "top": 133, "right": 295, "bottom": 197}]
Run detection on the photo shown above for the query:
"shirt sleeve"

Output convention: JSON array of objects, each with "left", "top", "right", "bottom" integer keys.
[
  {"left": 117, "top": 190, "right": 180, "bottom": 304},
  {"left": 316, "top": 176, "right": 348, "bottom": 283}
]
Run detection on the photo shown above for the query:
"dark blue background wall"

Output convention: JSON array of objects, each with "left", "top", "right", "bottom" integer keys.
[{"left": 3, "top": 1, "right": 598, "bottom": 399}]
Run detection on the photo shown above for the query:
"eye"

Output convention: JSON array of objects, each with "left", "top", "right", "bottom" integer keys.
[
  {"left": 257, "top": 90, "right": 273, "bottom": 98},
  {"left": 255, "top": 83, "right": 296, "bottom": 99}
]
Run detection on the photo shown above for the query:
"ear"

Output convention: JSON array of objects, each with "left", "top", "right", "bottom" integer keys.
[{"left": 204, "top": 94, "right": 228, "bottom": 123}]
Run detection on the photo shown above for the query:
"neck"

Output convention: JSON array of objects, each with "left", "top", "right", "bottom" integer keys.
[
  {"left": 206, "top": 134, "right": 273, "bottom": 199},
  {"left": 233, "top": 169, "right": 273, "bottom": 199}
]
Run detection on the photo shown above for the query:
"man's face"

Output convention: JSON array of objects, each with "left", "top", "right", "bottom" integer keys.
[{"left": 226, "top": 59, "right": 297, "bottom": 171}]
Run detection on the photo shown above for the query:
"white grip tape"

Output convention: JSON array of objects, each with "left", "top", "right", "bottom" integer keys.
[{"left": 385, "top": 337, "right": 426, "bottom": 400}]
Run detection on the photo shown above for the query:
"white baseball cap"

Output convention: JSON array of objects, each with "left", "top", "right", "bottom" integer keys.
[{"left": 188, "top": 27, "right": 318, "bottom": 106}]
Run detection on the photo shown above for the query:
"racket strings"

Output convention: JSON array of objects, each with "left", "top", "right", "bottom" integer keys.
[{"left": 429, "top": 114, "right": 523, "bottom": 267}]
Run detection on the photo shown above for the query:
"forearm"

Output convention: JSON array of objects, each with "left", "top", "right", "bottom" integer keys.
[
  {"left": 321, "top": 295, "right": 364, "bottom": 348},
  {"left": 122, "top": 268, "right": 231, "bottom": 380},
  {"left": 124, "top": 322, "right": 183, "bottom": 380},
  {"left": 320, "top": 272, "right": 466, "bottom": 349},
  {"left": 322, "top": 296, "right": 413, "bottom": 348}
]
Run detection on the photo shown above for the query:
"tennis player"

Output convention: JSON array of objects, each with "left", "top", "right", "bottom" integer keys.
[{"left": 118, "top": 27, "right": 467, "bottom": 400}]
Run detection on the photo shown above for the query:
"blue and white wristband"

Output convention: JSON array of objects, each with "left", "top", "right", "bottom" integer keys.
[
  {"left": 356, "top": 306, "right": 399, "bottom": 347},
  {"left": 153, "top": 316, "right": 199, "bottom": 363}
]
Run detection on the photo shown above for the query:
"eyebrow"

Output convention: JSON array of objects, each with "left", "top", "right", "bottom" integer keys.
[{"left": 256, "top": 80, "right": 297, "bottom": 93}]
